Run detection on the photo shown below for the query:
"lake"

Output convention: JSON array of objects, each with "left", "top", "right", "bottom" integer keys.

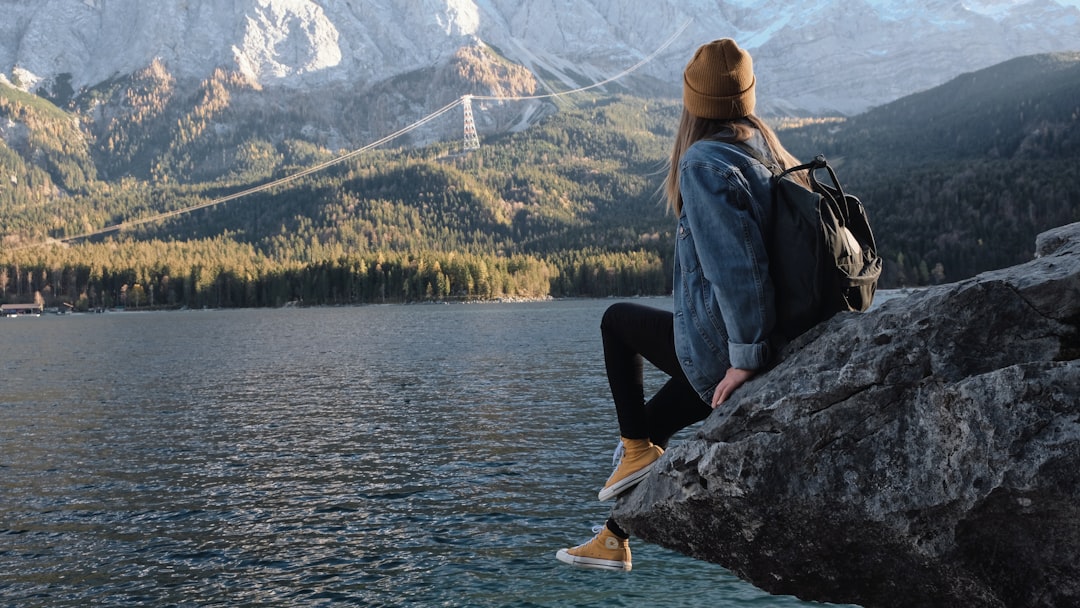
[{"left": 0, "top": 299, "right": 859, "bottom": 606}]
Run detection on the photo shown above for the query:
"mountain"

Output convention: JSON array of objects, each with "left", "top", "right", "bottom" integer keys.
[
  {"left": 784, "top": 51, "right": 1080, "bottom": 164},
  {"left": 1, "top": 50, "right": 1077, "bottom": 309},
  {"left": 3, "top": 0, "right": 1080, "bottom": 126},
  {"left": 1, "top": 0, "right": 1077, "bottom": 191},
  {"left": 781, "top": 51, "right": 1080, "bottom": 286}
]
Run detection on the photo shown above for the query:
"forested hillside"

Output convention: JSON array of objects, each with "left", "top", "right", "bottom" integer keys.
[
  {"left": 782, "top": 52, "right": 1080, "bottom": 285},
  {"left": 1, "top": 53, "right": 1078, "bottom": 310},
  {"left": 0, "top": 92, "right": 677, "bottom": 308}
]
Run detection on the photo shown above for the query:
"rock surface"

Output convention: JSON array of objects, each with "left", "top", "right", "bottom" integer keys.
[{"left": 613, "top": 222, "right": 1080, "bottom": 608}]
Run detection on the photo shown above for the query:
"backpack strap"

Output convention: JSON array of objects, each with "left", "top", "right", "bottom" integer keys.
[
  {"left": 737, "top": 141, "right": 855, "bottom": 227},
  {"left": 731, "top": 140, "right": 858, "bottom": 223},
  {"left": 732, "top": 141, "right": 782, "bottom": 175},
  {"left": 733, "top": 140, "right": 831, "bottom": 182},
  {"left": 793, "top": 156, "right": 855, "bottom": 225}
]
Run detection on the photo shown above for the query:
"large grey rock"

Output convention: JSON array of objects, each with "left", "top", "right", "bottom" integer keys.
[{"left": 614, "top": 222, "right": 1080, "bottom": 608}]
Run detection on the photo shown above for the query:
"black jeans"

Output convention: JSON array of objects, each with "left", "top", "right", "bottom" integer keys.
[{"left": 601, "top": 302, "right": 712, "bottom": 448}]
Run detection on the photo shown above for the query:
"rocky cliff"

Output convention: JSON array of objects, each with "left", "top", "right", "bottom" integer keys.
[{"left": 613, "top": 222, "right": 1080, "bottom": 608}]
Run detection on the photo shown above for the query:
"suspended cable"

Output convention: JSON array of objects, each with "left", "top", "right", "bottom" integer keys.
[
  {"left": 57, "top": 97, "right": 465, "bottom": 243},
  {"left": 471, "top": 18, "right": 692, "bottom": 102},
  {"left": 43, "top": 18, "right": 693, "bottom": 246}
]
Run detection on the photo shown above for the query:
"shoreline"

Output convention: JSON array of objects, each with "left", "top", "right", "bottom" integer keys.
[{"left": 10, "top": 289, "right": 925, "bottom": 316}]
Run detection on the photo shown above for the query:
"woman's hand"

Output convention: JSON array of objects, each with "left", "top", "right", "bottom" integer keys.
[{"left": 711, "top": 367, "right": 756, "bottom": 409}]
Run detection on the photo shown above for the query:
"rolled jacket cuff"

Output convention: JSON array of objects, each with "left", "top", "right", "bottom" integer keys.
[{"left": 728, "top": 340, "right": 770, "bottom": 371}]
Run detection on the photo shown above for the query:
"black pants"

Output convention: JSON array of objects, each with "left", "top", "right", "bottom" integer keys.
[{"left": 601, "top": 302, "right": 712, "bottom": 448}]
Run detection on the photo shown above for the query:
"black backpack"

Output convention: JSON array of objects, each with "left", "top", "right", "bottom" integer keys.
[{"left": 739, "top": 144, "right": 882, "bottom": 339}]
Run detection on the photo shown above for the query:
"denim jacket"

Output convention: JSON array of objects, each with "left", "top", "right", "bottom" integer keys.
[{"left": 673, "top": 133, "right": 777, "bottom": 402}]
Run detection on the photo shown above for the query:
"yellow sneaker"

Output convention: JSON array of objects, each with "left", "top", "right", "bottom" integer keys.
[
  {"left": 555, "top": 525, "right": 632, "bottom": 571},
  {"left": 598, "top": 437, "right": 663, "bottom": 501}
]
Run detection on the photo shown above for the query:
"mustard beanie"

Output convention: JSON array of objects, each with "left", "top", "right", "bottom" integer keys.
[{"left": 682, "top": 38, "right": 756, "bottom": 120}]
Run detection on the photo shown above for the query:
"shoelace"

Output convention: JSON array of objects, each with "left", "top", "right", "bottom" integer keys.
[{"left": 611, "top": 440, "right": 624, "bottom": 470}]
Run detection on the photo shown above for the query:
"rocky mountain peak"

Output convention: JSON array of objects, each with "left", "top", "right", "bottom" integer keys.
[{"left": 3, "top": 0, "right": 1080, "bottom": 118}]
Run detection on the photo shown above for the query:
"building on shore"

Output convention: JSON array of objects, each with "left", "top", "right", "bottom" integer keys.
[{"left": 2, "top": 303, "right": 44, "bottom": 317}]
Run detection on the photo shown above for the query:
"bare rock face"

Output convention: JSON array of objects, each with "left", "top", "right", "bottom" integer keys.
[
  {"left": 5, "top": 0, "right": 1080, "bottom": 117},
  {"left": 613, "top": 222, "right": 1080, "bottom": 608}
]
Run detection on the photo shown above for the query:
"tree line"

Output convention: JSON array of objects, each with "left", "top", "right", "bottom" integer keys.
[
  {"left": 2, "top": 53, "right": 1079, "bottom": 310},
  {"left": 0, "top": 238, "right": 669, "bottom": 310}
]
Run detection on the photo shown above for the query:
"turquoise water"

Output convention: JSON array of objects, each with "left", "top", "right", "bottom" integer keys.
[{"left": 0, "top": 300, "right": 853, "bottom": 606}]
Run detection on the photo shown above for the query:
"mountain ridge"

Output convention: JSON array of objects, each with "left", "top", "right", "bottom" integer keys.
[
  {"left": 4, "top": 0, "right": 1080, "bottom": 120},
  {"left": 1, "top": 50, "right": 1077, "bottom": 308}
]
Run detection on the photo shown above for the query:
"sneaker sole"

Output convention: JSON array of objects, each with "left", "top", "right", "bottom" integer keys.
[
  {"left": 597, "top": 461, "right": 654, "bottom": 501},
  {"left": 555, "top": 549, "right": 632, "bottom": 572}
]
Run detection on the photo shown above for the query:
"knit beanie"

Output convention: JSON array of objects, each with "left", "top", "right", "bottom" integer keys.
[{"left": 682, "top": 38, "right": 756, "bottom": 120}]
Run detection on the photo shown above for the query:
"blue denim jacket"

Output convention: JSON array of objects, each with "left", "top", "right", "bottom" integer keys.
[{"left": 673, "top": 134, "right": 777, "bottom": 402}]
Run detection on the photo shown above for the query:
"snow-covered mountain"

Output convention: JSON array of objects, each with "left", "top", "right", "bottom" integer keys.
[
  {"left": 2, "top": 0, "right": 1079, "bottom": 143},
  {"left": 4, "top": 0, "right": 1080, "bottom": 111}
]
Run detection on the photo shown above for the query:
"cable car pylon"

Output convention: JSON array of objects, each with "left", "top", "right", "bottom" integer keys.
[{"left": 462, "top": 95, "right": 480, "bottom": 152}]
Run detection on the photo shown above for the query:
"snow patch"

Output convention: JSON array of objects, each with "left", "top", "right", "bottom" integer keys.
[{"left": 1, "top": 0, "right": 1079, "bottom": 117}]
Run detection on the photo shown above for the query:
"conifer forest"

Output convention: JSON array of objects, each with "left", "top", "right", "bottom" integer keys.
[{"left": 1, "top": 53, "right": 1078, "bottom": 310}]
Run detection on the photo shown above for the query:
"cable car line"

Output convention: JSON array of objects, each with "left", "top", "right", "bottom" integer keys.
[{"left": 46, "top": 19, "right": 692, "bottom": 246}]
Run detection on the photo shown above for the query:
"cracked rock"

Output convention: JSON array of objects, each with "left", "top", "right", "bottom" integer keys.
[{"left": 613, "top": 222, "right": 1080, "bottom": 608}]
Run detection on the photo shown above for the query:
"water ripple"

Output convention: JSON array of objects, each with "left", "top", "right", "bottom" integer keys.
[{"left": 0, "top": 302, "right": 853, "bottom": 607}]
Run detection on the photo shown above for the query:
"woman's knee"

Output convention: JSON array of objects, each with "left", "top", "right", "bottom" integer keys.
[{"left": 601, "top": 302, "right": 635, "bottom": 333}]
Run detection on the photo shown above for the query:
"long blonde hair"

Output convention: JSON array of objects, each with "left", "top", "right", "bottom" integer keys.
[{"left": 663, "top": 110, "right": 803, "bottom": 215}]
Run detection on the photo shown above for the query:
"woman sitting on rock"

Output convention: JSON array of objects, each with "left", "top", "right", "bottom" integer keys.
[{"left": 555, "top": 38, "right": 804, "bottom": 571}]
